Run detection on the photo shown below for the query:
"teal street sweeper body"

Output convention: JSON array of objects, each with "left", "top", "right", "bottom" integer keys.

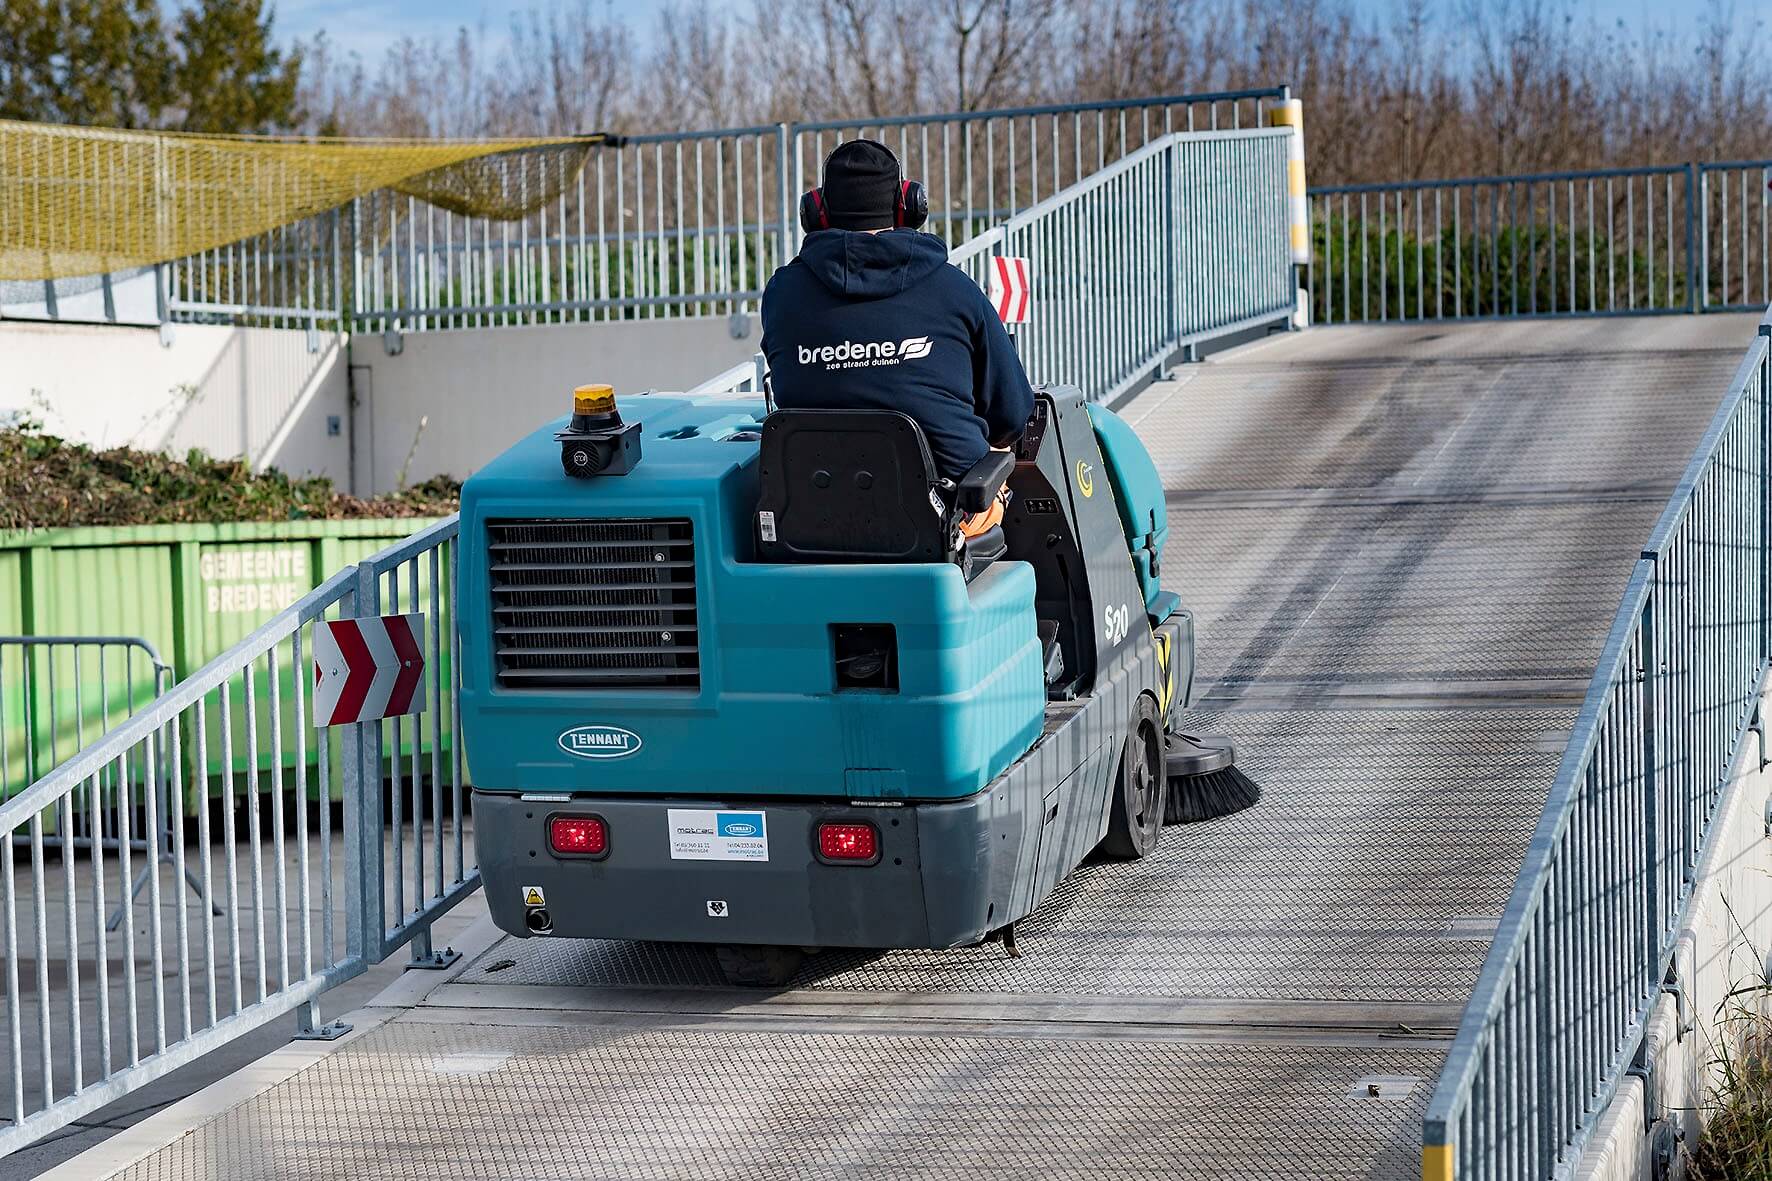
[{"left": 456, "top": 379, "right": 1253, "bottom": 984}]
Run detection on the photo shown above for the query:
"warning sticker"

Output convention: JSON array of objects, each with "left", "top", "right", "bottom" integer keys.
[
  {"left": 667, "top": 809, "right": 768, "bottom": 862},
  {"left": 521, "top": 885, "right": 546, "bottom": 908}
]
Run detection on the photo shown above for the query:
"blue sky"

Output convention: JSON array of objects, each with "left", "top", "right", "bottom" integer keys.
[{"left": 267, "top": 0, "right": 1739, "bottom": 65}]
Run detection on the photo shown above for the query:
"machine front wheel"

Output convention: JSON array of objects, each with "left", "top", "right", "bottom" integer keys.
[{"left": 1098, "top": 694, "right": 1164, "bottom": 859}]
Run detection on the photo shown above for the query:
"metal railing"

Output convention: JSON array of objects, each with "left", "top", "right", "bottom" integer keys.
[
  {"left": 1699, "top": 162, "right": 1772, "bottom": 312},
  {"left": 789, "top": 88, "right": 1289, "bottom": 256},
  {"left": 1, "top": 638, "right": 170, "bottom": 802},
  {"left": 699, "top": 126, "right": 1298, "bottom": 409},
  {"left": 0, "top": 522, "right": 469, "bottom": 1153},
  {"left": 1308, "top": 165, "right": 1697, "bottom": 323},
  {"left": 687, "top": 354, "right": 767, "bottom": 398},
  {"left": 347, "top": 518, "right": 473, "bottom": 966},
  {"left": 955, "top": 127, "right": 1296, "bottom": 404},
  {"left": 142, "top": 88, "right": 1287, "bottom": 335},
  {"left": 163, "top": 207, "right": 347, "bottom": 332},
  {"left": 1421, "top": 310, "right": 1772, "bottom": 1178}
]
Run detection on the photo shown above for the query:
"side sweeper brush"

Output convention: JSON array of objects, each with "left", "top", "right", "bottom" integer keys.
[{"left": 1164, "top": 733, "right": 1261, "bottom": 823}]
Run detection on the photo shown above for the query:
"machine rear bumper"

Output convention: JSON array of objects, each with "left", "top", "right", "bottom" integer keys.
[{"left": 474, "top": 785, "right": 1031, "bottom": 950}]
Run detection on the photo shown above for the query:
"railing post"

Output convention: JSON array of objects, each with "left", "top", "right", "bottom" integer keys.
[
  {"left": 341, "top": 564, "right": 385, "bottom": 965},
  {"left": 1639, "top": 590, "right": 1659, "bottom": 992},
  {"left": 778, "top": 124, "right": 796, "bottom": 268},
  {"left": 1695, "top": 165, "right": 1708, "bottom": 314},
  {"left": 1164, "top": 140, "right": 1178, "bottom": 353},
  {"left": 1761, "top": 321, "right": 1771, "bottom": 666},
  {"left": 1684, "top": 163, "right": 1698, "bottom": 314},
  {"left": 153, "top": 262, "right": 173, "bottom": 348}
]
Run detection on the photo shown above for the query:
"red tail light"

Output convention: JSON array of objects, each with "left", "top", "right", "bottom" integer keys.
[
  {"left": 548, "top": 815, "right": 608, "bottom": 857},
  {"left": 817, "top": 822, "right": 878, "bottom": 863}
]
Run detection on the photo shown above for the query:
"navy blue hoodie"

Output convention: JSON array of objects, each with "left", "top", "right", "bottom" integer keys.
[{"left": 760, "top": 229, "right": 1035, "bottom": 482}]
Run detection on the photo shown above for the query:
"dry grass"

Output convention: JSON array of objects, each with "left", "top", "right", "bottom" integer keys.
[{"left": 1688, "top": 1005, "right": 1772, "bottom": 1181}]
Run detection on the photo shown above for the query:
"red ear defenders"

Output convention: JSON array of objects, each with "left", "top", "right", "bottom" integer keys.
[{"left": 800, "top": 160, "right": 929, "bottom": 233}]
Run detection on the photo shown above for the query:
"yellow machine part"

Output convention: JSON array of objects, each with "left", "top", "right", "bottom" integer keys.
[{"left": 0, "top": 119, "right": 607, "bottom": 281}]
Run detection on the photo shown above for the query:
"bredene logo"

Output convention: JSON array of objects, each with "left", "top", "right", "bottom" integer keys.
[
  {"left": 558, "top": 725, "right": 643, "bottom": 760},
  {"left": 796, "top": 336, "right": 932, "bottom": 370}
]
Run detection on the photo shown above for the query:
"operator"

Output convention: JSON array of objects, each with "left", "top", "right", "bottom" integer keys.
[{"left": 761, "top": 139, "right": 1035, "bottom": 538}]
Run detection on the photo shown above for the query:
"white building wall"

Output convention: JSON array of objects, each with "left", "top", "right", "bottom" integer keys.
[
  {"left": 0, "top": 314, "right": 757, "bottom": 494},
  {"left": 347, "top": 315, "right": 756, "bottom": 493}
]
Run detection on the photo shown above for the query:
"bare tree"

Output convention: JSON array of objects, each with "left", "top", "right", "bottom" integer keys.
[{"left": 295, "top": 0, "right": 1772, "bottom": 186}]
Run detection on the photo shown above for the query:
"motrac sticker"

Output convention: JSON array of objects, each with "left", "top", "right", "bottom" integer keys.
[
  {"left": 558, "top": 725, "right": 643, "bottom": 760},
  {"left": 667, "top": 810, "right": 769, "bottom": 862}
]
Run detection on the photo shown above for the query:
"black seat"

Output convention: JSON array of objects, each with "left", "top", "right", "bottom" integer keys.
[{"left": 755, "top": 409, "right": 1013, "bottom": 578}]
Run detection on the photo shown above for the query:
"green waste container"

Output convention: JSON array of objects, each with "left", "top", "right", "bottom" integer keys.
[{"left": 0, "top": 518, "right": 449, "bottom": 805}]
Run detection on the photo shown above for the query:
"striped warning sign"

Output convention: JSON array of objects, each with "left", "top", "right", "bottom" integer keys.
[
  {"left": 311, "top": 614, "right": 426, "bottom": 727},
  {"left": 989, "top": 256, "right": 1031, "bottom": 324}
]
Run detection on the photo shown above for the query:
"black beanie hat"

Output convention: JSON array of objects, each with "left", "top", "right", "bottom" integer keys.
[{"left": 821, "top": 139, "right": 900, "bottom": 231}]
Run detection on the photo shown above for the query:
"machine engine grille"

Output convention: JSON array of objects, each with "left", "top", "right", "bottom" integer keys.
[{"left": 487, "top": 518, "right": 699, "bottom": 690}]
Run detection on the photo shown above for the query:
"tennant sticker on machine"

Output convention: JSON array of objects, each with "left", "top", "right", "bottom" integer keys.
[
  {"left": 666, "top": 810, "right": 769, "bottom": 862},
  {"left": 557, "top": 725, "right": 643, "bottom": 760}
]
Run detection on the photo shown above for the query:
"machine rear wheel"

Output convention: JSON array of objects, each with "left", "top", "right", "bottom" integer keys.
[{"left": 1099, "top": 695, "right": 1163, "bottom": 859}]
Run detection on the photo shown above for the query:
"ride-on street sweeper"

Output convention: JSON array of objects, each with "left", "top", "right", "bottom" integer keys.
[{"left": 457, "top": 380, "right": 1256, "bottom": 984}]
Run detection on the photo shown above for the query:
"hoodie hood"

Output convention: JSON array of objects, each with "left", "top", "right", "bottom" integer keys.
[{"left": 797, "top": 228, "right": 950, "bottom": 299}]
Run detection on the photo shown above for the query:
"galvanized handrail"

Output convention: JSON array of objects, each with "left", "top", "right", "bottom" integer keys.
[
  {"left": 792, "top": 86, "right": 1289, "bottom": 133},
  {"left": 985, "top": 126, "right": 1297, "bottom": 404},
  {"left": 686, "top": 355, "right": 767, "bottom": 397},
  {"left": 1421, "top": 308, "right": 1772, "bottom": 1178},
  {"left": 1697, "top": 160, "right": 1772, "bottom": 312},
  {"left": 138, "top": 85, "right": 1289, "bottom": 335},
  {"left": 0, "top": 568, "right": 360, "bottom": 1154},
  {"left": 0, "top": 514, "right": 480, "bottom": 1154},
  {"left": 1307, "top": 163, "right": 1698, "bottom": 322},
  {"left": 1, "top": 636, "right": 170, "bottom": 799},
  {"left": 712, "top": 126, "right": 1297, "bottom": 407},
  {"left": 348, "top": 516, "right": 473, "bottom": 968}
]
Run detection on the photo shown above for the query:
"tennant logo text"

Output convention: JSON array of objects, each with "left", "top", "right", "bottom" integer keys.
[
  {"left": 797, "top": 336, "right": 933, "bottom": 370},
  {"left": 558, "top": 725, "right": 643, "bottom": 760}
]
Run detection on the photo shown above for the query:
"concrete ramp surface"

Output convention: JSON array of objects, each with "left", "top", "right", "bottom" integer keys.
[{"left": 75, "top": 316, "right": 1760, "bottom": 1181}]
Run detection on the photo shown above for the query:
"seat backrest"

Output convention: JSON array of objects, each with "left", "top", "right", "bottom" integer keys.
[{"left": 756, "top": 409, "right": 950, "bottom": 563}]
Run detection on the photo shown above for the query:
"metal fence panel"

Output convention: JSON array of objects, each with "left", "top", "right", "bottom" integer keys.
[
  {"left": 349, "top": 518, "right": 475, "bottom": 965},
  {"left": 143, "top": 89, "right": 1288, "bottom": 336},
  {"left": 1308, "top": 166, "right": 1697, "bottom": 323},
  {"left": 0, "top": 571, "right": 363, "bottom": 1154},
  {"left": 789, "top": 88, "right": 1288, "bottom": 257},
  {"left": 1, "top": 638, "right": 169, "bottom": 804},
  {"left": 957, "top": 127, "right": 1295, "bottom": 404},
  {"left": 0, "top": 518, "right": 481, "bottom": 1153},
  {"left": 1422, "top": 312, "right": 1772, "bottom": 1178},
  {"left": 1699, "top": 162, "right": 1772, "bottom": 312}
]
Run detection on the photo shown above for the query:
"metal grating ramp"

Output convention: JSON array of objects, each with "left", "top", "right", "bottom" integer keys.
[
  {"left": 94, "top": 320, "right": 1759, "bottom": 1181},
  {"left": 114, "top": 1017, "right": 1442, "bottom": 1181},
  {"left": 459, "top": 705, "right": 1570, "bottom": 1003}
]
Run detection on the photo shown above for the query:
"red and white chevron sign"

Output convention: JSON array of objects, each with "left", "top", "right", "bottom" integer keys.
[
  {"left": 989, "top": 256, "right": 1031, "bottom": 324},
  {"left": 311, "top": 614, "right": 426, "bottom": 727}
]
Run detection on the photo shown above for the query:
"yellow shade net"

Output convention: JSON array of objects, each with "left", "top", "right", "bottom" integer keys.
[{"left": 0, "top": 119, "right": 610, "bottom": 281}]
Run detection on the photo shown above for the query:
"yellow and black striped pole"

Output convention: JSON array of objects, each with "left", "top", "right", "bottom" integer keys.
[{"left": 1268, "top": 98, "right": 1309, "bottom": 265}]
